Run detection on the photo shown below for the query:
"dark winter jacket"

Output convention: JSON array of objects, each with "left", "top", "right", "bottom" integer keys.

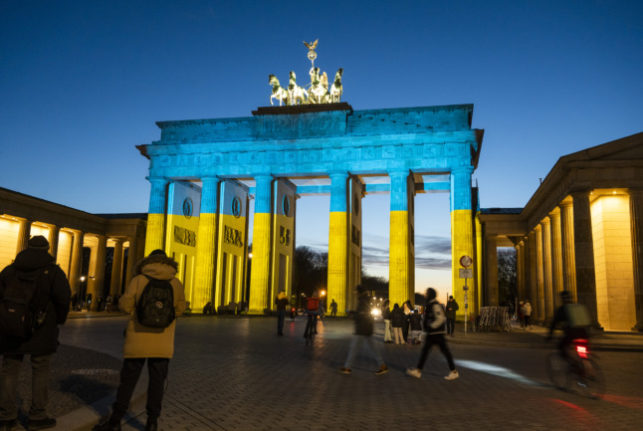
[
  {"left": 354, "top": 294, "right": 374, "bottom": 336},
  {"left": 410, "top": 312, "right": 422, "bottom": 331},
  {"left": 391, "top": 306, "right": 405, "bottom": 328},
  {"left": 423, "top": 299, "right": 447, "bottom": 335},
  {"left": 446, "top": 299, "right": 459, "bottom": 320},
  {"left": 0, "top": 248, "right": 71, "bottom": 355}
]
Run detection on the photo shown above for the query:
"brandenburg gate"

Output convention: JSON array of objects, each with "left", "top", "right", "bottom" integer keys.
[{"left": 137, "top": 43, "right": 484, "bottom": 316}]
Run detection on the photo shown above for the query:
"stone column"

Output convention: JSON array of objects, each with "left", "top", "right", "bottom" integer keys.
[
  {"left": 528, "top": 231, "right": 538, "bottom": 312},
  {"left": 249, "top": 175, "right": 273, "bottom": 314},
  {"left": 560, "top": 201, "right": 577, "bottom": 300},
  {"left": 48, "top": 225, "right": 60, "bottom": 259},
  {"left": 542, "top": 217, "right": 554, "bottom": 320},
  {"left": 109, "top": 239, "right": 124, "bottom": 296},
  {"left": 92, "top": 235, "right": 107, "bottom": 310},
  {"left": 629, "top": 188, "right": 643, "bottom": 331},
  {"left": 535, "top": 224, "right": 545, "bottom": 322},
  {"left": 485, "top": 236, "right": 498, "bottom": 306},
  {"left": 450, "top": 166, "right": 474, "bottom": 319},
  {"left": 194, "top": 177, "right": 219, "bottom": 311},
  {"left": 550, "top": 208, "right": 564, "bottom": 309},
  {"left": 124, "top": 236, "right": 137, "bottom": 286},
  {"left": 327, "top": 172, "right": 349, "bottom": 315},
  {"left": 144, "top": 177, "right": 169, "bottom": 255},
  {"left": 516, "top": 241, "right": 525, "bottom": 301},
  {"left": 69, "top": 231, "right": 84, "bottom": 297},
  {"left": 389, "top": 170, "right": 414, "bottom": 308},
  {"left": 17, "top": 219, "right": 32, "bottom": 252},
  {"left": 571, "top": 190, "right": 599, "bottom": 326}
]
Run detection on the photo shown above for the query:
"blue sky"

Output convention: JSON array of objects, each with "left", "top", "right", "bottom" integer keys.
[{"left": 1, "top": 0, "right": 641, "bottom": 295}]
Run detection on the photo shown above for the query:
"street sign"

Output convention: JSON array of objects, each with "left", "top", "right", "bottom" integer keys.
[
  {"left": 459, "top": 255, "right": 473, "bottom": 268},
  {"left": 459, "top": 268, "right": 473, "bottom": 279}
]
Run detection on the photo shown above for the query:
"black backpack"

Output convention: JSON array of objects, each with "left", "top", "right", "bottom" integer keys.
[
  {"left": 136, "top": 275, "right": 175, "bottom": 328},
  {"left": 0, "top": 266, "right": 50, "bottom": 338}
]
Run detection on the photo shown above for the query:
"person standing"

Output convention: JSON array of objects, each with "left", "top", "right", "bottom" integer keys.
[
  {"left": 382, "top": 299, "right": 393, "bottom": 343},
  {"left": 303, "top": 291, "right": 320, "bottom": 340},
  {"left": 93, "top": 250, "right": 186, "bottom": 431},
  {"left": 339, "top": 286, "right": 388, "bottom": 375},
  {"left": 446, "top": 295, "right": 459, "bottom": 336},
  {"left": 329, "top": 299, "right": 338, "bottom": 317},
  {"left": 391, "top": 303, "right": 405, "bottom": 345},
  {"left": 275, "top": 291, "right": 289, "bottom": 336},
  {"left": 402, "top": 300, "right": 412, "bottom": 342},
  {"left": 406, "top": 288, "right": 459, "bottom": 381},
  {"left": 0, "top": 236, "right": 71, "bottom": 431},
  {"left": 522, "top": 300, "right": 533, "bottom": 330}
]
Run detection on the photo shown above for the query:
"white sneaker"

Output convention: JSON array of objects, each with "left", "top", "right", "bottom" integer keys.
[
  {"left": 406, "top": 368, "right": 422, "bottom": 379},
  {"left": 444, "top": 370, "right": 459, "bottom": 381}
]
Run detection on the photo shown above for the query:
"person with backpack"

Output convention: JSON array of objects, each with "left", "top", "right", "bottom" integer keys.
[
  {"left": 339, "top": 285, "right": 389, "bottom": 376},
  {"left": 93, "top": 250, "right": 185, "bottom": 431},
  {"left": 0, "top": 235, "right": 71, "bottom": 431},
  {"left": 406, "top": 287, "right": 459, "bottom": 381},
  {"left": 546, "top": 291, "right": 591, "bottom": 362},
  {"left": 391, "top": 303, "right": 405, "bottom": 344},
  {"left": 303, "top": 291, "right": 320, "bottom": 340}
]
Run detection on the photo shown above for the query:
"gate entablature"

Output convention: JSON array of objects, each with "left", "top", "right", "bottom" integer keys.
[{"left": 141, "top": 104, "right": 481, "bottom": 180}]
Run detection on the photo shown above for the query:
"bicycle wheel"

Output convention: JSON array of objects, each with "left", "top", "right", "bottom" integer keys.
[
  {"left": 547, "top": 352, "right": 570, "bottom": 391},
  {"left": 575, "top": 358, "right": 605, "bottom": 400}
]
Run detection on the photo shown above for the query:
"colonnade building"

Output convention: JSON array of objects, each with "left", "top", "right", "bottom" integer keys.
[
  {"left": 479, "top": 132, "right": 643, "bottom": 331},
  {"left": 0, "top": 187, "right": 146, "bottom": 306}
]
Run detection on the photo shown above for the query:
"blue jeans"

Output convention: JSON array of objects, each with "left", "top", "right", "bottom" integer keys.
[{"left": 343, "top": 335, "right": 385, "bottom": 369}]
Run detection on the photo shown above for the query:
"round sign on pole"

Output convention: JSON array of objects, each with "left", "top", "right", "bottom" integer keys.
[{"left": 459, "top": 255, "right": 473, "bottom": 268}]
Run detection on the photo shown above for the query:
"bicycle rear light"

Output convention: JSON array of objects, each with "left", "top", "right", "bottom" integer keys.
[{"left": 573, "top": 339, "right": 589, "bottom": 359}]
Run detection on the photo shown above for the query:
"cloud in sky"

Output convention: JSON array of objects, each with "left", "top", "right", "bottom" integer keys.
[{"left": 362, "top": 233, "right": 451, "bottom": 269}]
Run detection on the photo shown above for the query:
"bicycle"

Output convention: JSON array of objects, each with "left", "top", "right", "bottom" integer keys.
[{"left": 547, "top": 338, "right": 605, "bottom": 399}]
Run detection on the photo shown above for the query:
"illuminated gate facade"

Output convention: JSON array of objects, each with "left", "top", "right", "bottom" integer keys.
[{"left": 139, "top": 103, "right": 483, "bottom": 316}]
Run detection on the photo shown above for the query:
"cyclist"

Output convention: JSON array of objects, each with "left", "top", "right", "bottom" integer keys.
[{"left": 547, "top": 291, "right": 591, "bottom": 363}]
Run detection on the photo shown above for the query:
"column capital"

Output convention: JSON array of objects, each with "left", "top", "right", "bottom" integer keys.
[{"left": 540, "top": 216, "right": 551, "bottom": 226}]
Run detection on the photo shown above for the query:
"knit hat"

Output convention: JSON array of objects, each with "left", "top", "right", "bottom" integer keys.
[
  {"left": 426, "top": 287, "right": 437, "bottom": 301},
  {"left": 28, "top": 235, "right": 49, "bottom": 250}
]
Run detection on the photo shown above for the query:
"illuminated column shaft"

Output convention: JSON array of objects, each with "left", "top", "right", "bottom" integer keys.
[
  {"left": 124, "top": 236, "right": 137, "bottom": 286},
  {"left": 571, "top": 190, "right": 598, "bottom": 325},
  {"left": 484, "top": 236, "right": 498, "bottom": 306},
  {"left": 451, "top": 167, "right": 474, "bottom": 319},
  {"left": 145, "top": 177, "right": 169, "bottom": 255},
  {"left": 17, "top": 219, "right": 32, "bottom": 252},
  {"left": 388, "top": 171, "right": 414, "bottom": 308},
  {"left": 560, "top": 201, "right": 577, "bottom": 300},
  {"left": 88, "top": 235, "right": 107, "bottom": 311},
  {"left": 475, "top": 214, "right": 483, "bottom": 315},
  {"left": 194, "top": 177, "right": 218, "bottom": 310},
  {"left": 69, "top": 231, "right": 84, "bottom": 296},
  {"left": 535, "top": 225, "right": 545, "bottom": 322},
  {"left": 550, "top": 209, "right": 564, "bottom": 305},
  {"left": 630, "top": 188, "right": 643, "bottom": 330},
  {"left": 528, "top": 231, "right": 538, "bottom": 310},
  {"left": 48, "top": 225, "right": 60, "bottom": 258},
  {"left": 542, "top": 218, "right": 554, "bottom": 320},
  {"left": 249, "top": 175, "right": 273, "bottom": 314},
  {"left": 328, "top": 172, "right": 349, "bottom": 315},
  {"left": 516, "top": 242, "right": 525, "bottom": 301},
  {"left": 109, "top": 239, "right": 124, "bottom": 296}
]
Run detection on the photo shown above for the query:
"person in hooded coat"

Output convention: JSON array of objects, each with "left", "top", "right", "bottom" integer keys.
[
  {"left": 0, "top": 235, "right": 70, "bottom": 431},
  {"left": 406, "top": 288, "right": 459, "bottom": 381},
  {"left": 93, "top": 250, "right": 186, "bottom": 431}
]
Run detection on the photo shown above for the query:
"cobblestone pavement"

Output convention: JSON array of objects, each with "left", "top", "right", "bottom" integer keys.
[{"left": 58, "top": 316, "right": 643, "bottom": 431}]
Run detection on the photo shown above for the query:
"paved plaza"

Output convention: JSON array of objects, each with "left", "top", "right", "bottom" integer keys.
[{"left": 6, "top": 315, "right": 643, "bottom": 430}]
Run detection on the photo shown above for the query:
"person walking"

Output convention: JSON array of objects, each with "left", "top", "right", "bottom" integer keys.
[
  {"left": 93, "top": 250, "right": 186, "bottom": 431},
  {"left": 0, "top": 236, "right": 71, "bottom": 431},
  {"left": 446, "top": 295, "right": 459, "bottom": 336},
  {"left": 275, "top": 291, "right": 289, "bottom": 336},
  {"left": 391, "top": 303, "right": 405, "bottom": 344},
  {"left": 406, "top": 288, "right": 459, "bottom": 381},
  {"left": 402, "top": 300, "right": 412, "bottom": 342},
  {"left": 339, "top": 285, "right": 388, "bottom": 375},
  {"left": 382, "top": 299, "right": 393, "bottom": 343},
  {"left": 303, "top": 291, "right": 320, "bottom": 341}
]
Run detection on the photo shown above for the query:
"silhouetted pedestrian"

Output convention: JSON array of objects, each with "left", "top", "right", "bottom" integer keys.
[
  {"left": 406, "top": 288, "right": 459, "bottom": 381},
  {"left": 446, "top": 295, "right": 459, "bottom": 336},
  {"left": 391, "top": 303, "right": 404, "bottom": 344},
  {"left": 339, "top": 285, "right": 388, "bottom": 375},
  {"left": 275, "top": 291, "right": 289, "bottom": 336}
]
